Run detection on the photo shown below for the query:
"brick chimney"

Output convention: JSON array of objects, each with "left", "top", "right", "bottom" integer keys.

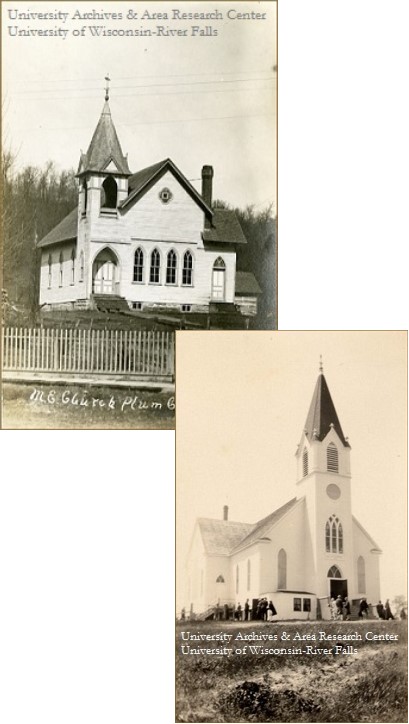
[
  {"left": 223, "top": 505, "right": 228, "bottom": 521},
  {"left": 201, "top": 165, "right": 213, "bottom": 228}
]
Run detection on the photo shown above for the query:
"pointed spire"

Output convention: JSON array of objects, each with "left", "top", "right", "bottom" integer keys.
[
  {"left": 77, "top": 78, "right": 131, "bottom": 177},
  {"left": 303, "top": 369, "right": 349, "bottom": 447}
]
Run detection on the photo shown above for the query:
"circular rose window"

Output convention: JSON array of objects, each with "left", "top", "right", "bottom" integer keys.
[
  {"left": 326, "top": 483, "right": 341, "bottom": 500},
  {"left": 159, "top": 187, "right": 173, "bottom": 204}
]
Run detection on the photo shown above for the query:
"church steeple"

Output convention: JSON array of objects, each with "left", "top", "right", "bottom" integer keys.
[
  {"left": 77, "top": 81, "right": 131, "bottom": 177},
  {"left": 303, "top": 366, "right": 349, "bottom": 447}
]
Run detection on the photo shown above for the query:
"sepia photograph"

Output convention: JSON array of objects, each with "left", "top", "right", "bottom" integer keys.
[
  {"left": 1, "top": 0, "right": 276, "bottom": 429},
  {"left": 176, "top": 330, "right": 407, "bottom": 722}
]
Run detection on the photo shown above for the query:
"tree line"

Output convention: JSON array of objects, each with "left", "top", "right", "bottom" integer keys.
[{"left": 2, "top": 154, "right": 77, "bottom": 317}]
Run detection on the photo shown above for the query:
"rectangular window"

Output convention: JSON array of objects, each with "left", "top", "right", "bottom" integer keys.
[
  {"left": 132, "top": 302, "right": 142, "bottom": 310},
  {"left": 293, "top": 597, "right": 301, "bottom": 612},
  {"left": 181, "top": 304, "right": 191, "bottom": 312},
  {"left": 303, "top": 598, "right": 311, "bottom": 612}
]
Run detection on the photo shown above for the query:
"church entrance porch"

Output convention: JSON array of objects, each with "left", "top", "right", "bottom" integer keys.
[{"left": 92, "top": 248, "right": 119, "bottom": 295}]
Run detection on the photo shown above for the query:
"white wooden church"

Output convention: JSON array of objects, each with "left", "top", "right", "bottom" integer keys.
[
  {"left": 37, "top": 85, "right": 260, "bottom": 316},
  {"left": 184, "top": 366, "right": 382, "bottom": 620}
]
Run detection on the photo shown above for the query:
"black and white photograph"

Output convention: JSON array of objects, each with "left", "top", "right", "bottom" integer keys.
[
  {"left": 1, "top": 0, "right": 277, "bottom": 429},
  {"left": 176, "top": 331, "right": 407, "bottom": 722}
]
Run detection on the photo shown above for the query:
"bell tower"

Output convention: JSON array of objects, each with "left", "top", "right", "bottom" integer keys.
[
  {"left": 75, "top": 77, "right": 132, "bottom": 297},
  {"left": 295, "top": 360, "right": 355, "bottom": 602}
]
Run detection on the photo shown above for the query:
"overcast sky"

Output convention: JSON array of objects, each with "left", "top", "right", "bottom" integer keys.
[
  {"left": 2, "top": 0, "right": 276, "bottom": 211},
  {"left": 176, "top": 331, "right": 407, "bottom": 610}
]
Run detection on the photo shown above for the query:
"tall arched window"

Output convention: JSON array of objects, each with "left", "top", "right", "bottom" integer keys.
[
  {"left": 327, "top": 565, "right": 342, "bottom": 578},
  {"left": 247, "top": 560, "right": 251, "bottom": 591},
  {"left": 101, "top": 176, "right": 117, "bottom": 208},
  {"left": 48, "top": 254, "right": 52, "bottom": 289},
  {"left": 327, "top": 443, "right": 339, "bottom": 472},
  {"left": 236, "top": 565, "right": 239, "bottom": 594},
  {"left": 278, "top": 549, "right": 287, "bottom": 589},
  {"left": 325, "top": 515, "right": 343, "bottom": 553},
  {"left": 133, "top": 248, "right": 144, "bottom": 283},
  {"left": 182, "top": 250, "right": 193, "bottom": 286},
  {"left": 59, "top": 251, "right": 63, "bottom": 287},
  {"left": 302, "top": 448, "right": 308, "bottom": 477},
  {"left": 79, "top": 251, "right": 84, "bottom": 282},
  {"left": 166, "top": 250, "right": 177, "bottom": 285},
  {"left": 71, "top": 248, "right": 75, "bottom": 285},
  {"left": 150, "top": 249, "right": 161, "bottom": 283},
  {"left": 357, "top": 556, "right": 366, "bottom": 593}
]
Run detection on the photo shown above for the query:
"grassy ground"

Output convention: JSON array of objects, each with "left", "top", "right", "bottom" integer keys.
[
  {"left": 1, "top": 382, "right": 175, "bottom": 429},
  {"left": 176, "top": 620, "right": 407, "bottom": 722}
]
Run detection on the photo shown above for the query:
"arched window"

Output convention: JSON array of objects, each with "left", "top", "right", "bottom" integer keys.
[
  {"left": 325, "top": 515, "right": 343, "bottom": 554},
  {"left": 278, "top": 548, "right": 287, "bottom": 589},
  {"left": 166, "top": 250, "right": 177, "bottom": 285},
  {"left": 101, "top": 176, "right": 117, "bottom": 208},
  {"left": 327, "top": 443, "right": 339, "bottom": 472},
  {"left": 357, "top": 556, "right": 366, "bottom": 593},
  {"left": 79, "top": 251, "right": 84, "bottom": 282},
  {"left": 327, "top": 565, "right": 342, "bottom": 579},
  {"left": 71, "top": 248, "right": 75, "bottom": 285},
  {"left": 216, "top": 574, "right": 225, "bottom": 583},
  {"left": 212, "top": 256, "right": 226, "bottom": 300},
  {"left": 59, "top": 251, "right": 63, "bottom": 287},
  {"left": 247, "top": 560, "right": 251, "bottom": 591},
  {"left": 302, "top": 448, "right": 308, "bottom": 477},
  {"left": 182, "top": 250, "right": 193, "bottom": 286},
  {"left": 325, "top": 522, "right": 331, "bottom": 552},
  {"left": 133, "top": 248, "right": 144, "bottom": 283},
  {"left": 48, "top": 254, "right": 52, "bottom": 289},
  {"left": 236, "top": 565, "right": 239, "bottom": 594},
  {"left": 150, "top": 249, "right": 161, "bottom": 284}
]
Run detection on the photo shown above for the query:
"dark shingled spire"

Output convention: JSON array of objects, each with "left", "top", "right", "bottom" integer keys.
[
  {"left": 304, "top": 373, "right": 349, "bottom": 447},
  {"left": 78, "top": 97, "right": 131, "bottom": 176}
]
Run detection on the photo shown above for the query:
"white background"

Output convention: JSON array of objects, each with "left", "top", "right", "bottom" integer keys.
[{"left": 1, "top": 1, "right": 408, "bottom": 723}]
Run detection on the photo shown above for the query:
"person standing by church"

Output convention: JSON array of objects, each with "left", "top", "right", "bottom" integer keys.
[
  {"left": 384, "top": 599, "right": 395, "bottom": 620},
  {"left": 244, "top": 599, "right": 250, "bottom": 621}
]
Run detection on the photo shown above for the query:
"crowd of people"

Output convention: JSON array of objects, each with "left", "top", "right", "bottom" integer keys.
[{"left": 328, "top": 595, "right": 401, "bottom": 621}]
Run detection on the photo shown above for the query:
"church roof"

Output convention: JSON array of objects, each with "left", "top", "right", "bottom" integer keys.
[
  {"left": 78, "top": 100, "right": 131, "bottom": 176},
  {"left": 119, "top": 157, "right": 213, "bottom": 215},
  {"left": 37, "top": 207, "right": 78, "bottom": 248},
  {"left": 304, "top": 373, "right": 350, "bottom": 447},
  {"left": 202, "top": 209, "right": 247, "bottom": 245},
  {"left": 231, "top": 498, "right": 299, "bottom": 552},
  {"left": 197, "top": 519, "right": 253, "bottom": 556},
  {"left": 197, "top": 498, "right": 298, "bottom": 556},
  {"left": 235, "top": 271, "right": 262, "bottom": 295}
]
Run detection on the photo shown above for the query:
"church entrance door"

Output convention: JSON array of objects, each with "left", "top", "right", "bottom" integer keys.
[
  {"left": 92, "top": 248, "right": 119, "bottom": 295},
  {"left": 330, "top": 579, "right": 348, "bottom": 599}
]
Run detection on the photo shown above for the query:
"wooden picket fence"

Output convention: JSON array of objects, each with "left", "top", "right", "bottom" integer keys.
[{"left": 2, "top": 326, "right": 174, "bottom": 381}]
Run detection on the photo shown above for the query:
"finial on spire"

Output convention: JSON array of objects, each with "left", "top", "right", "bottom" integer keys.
[
  {"left": 319, "top": 354, "right": 323, "bottom": 373},
  {"left": 104, "top": 75, "right": 110, "bottom": 101}
]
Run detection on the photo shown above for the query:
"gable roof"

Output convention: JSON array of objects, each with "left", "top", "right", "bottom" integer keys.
[
  {"left": 197, "top": 519, "right": 253, "bottom": 556},
  {"left": 231, "top": 498, "right": 299, "bottom": 552},
  {"left": 235, "top": 271, "right": 262, "bottom": 295},
  {"left": 37, "top": 207, "right": 78, "bottom": 248},
  {"left": 202, "top": 209, "right": 247, "bottom": 245},
  {"left": 78, "top": 100, "right": 131, "bottom": 176},
  {"left": 197, "top": 498, "right": 299, "bottom": 556},
  {"left": 352, "top": 515, "right": 382, "bottom": 552},
  {"left": 304, "top": 373, "right": 349, "bottom": 447},
  {"left": 119, "top": 157, "right": 212, "bottom": 215}
]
